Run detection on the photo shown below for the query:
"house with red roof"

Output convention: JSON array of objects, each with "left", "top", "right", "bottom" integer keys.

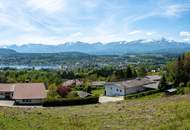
[{"left": 0, "top": 83, "right": 46, "bottom": 105}]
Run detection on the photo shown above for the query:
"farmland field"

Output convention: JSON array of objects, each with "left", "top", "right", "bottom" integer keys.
[{"left": 0, "top": 93, "right": 190, "bottom": 130}]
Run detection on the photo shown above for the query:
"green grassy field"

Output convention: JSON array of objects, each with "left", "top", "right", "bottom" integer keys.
[
  {"left": 92, "top": 88, "right": 104, "bottom": 96},
  {"left": 1, "top": 93, "right": 190, "bottom": 130}
]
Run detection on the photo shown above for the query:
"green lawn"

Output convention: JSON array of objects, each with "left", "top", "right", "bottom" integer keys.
[
  {"left": 128, "top": 92, "right": 165, "bottom": 101},
  {"left": 91, "top": 88, "right": 104, "bottom": 96},
  {"left": 1, "top": 94, "right": 190, "bottom": 129}
]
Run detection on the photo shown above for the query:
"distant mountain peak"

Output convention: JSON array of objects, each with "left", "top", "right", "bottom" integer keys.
[{"left": 3, "top": 39, "right": 190, "bottom": 54}]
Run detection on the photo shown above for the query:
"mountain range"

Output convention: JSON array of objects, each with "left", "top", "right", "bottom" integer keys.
[{"left": 3, "top": 38, "right": 190, "bottom": 55}]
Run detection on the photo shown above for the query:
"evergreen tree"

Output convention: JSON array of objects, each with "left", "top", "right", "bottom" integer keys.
[
  {"left": 137, "top": 65, "right": 147, "bottom": 77},
  {"left": 132, "top": 69, "right": 137, "bottom": 78},
  {"left": 126, "top": 65, "right": 133, "bottom": 78},
  {"left": 158, "top": 75, "right": 168, "bottom": 91},
  {"left": 86, "top": 86, "right": 92, "bottom": 93}
]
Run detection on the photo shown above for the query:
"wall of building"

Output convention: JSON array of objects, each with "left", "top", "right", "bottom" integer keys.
[
  {"left": 105, "top": 84, "right": 125, "bottom": 96},
  {"left": 125, "top": 86, "right": 145, "bottom": 95},
  {"left": 0, "top": 93, "right": 5, "bottom": 99},
  {"left": 15, "top": 99, "right": 43, "bottom": 105},
  {"left": 105, "top": 85, "right": 145, "bottom": 96}
]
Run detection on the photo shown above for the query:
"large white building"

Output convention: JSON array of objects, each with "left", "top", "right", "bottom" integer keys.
[{"left": 105, "top": 75, "right": 161, "bottom": 96}]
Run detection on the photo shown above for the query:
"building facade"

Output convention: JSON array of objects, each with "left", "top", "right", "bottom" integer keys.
[{"left": 105, "top": 75, "right": 161, "bottom": 96}]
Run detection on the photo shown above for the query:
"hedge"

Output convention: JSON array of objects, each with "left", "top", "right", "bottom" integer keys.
[
  {"left": 125, "top": 89, "right": 160, "bottom": 99},
  {"left": 43, "top": 96, "right": 99, "bottom": 107}
]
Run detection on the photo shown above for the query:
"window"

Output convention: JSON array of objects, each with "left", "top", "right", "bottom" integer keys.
[
  {"left": 120, "top": 90, "right": 122, "bottom": 92},
  {"left": 116, "top": 88, "right": 119, "bottom": 91},
  {"left": 110, "top": 87, "right": 112, "bottom": 90},
  {"left": 23, "top": 99, "right": 32, "bottom": 102}
]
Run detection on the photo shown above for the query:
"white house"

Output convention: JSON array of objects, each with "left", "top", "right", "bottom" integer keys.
[{"left": 105, "top": 75, "right": 161, "bottom": 96}]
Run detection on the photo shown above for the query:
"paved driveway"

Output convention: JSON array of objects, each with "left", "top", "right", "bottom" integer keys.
[
  {"left": 0, "top": 100, "right": 15, "bottom": 107},
  {"left": 99, "top": 96, "right": 124, "bottom": 103}
]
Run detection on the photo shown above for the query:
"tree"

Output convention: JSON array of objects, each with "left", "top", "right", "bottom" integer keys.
[
  {"left": 86, "top": 86, "right": 92, "bottom": 93},
  {"left": 158, "top": 75, "right": 168, "bottom": 91},
  {"left": 132, "top": 69, "right": 137, "bottom": 78},
  {"left": 137, "top": 65, "right": 147, "bottom": 77},
  {"left": 115, "top": 69, "right": 124, "bottom": 80},
  {"left": 57, "top": 86, "right": 71, "bottom": 98},
  {"left": 125, "top": 65, "right": 133, "bottom": 78},
  {"left": 48, "top": 84, "right": 58, "bottom": 98},
  {"left": 167, "top": 52, "right": 190, "bottom": 86},
  {"left": 109, "top": 72, "right": 117, "bottom": 81}
]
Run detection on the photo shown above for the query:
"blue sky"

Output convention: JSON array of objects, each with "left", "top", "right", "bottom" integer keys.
[{"left": 0, "top": 0, "right": 190, "bottom": 45}]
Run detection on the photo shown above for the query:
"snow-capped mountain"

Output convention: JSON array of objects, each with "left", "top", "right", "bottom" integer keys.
[{"left": 5, "top": 39, "right": 190, "bottom": 55}]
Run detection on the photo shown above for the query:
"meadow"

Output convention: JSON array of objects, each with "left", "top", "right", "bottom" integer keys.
[{"left": 0, "top": 93, "right": 190, "bottom": 130}]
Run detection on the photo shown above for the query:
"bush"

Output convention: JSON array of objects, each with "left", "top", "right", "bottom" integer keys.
[
  {"left": 186, "top": 81, "right": 190, "bottom": 88},
  {"left": 125, "top": 89, "right": 160, "bottom": 99},
  {"left": 177, "top": 87, "right": 184, "bottom": 95},
  {"left": 43, "top": 96, "right": 99, "bottom": 107},
  {"left": 184, "top": 87, "right": 190, "bottom": 94},
  {"left": 179, "top": 82, "right": 185, "bottom": 87},
  {"left": 85, "top": 86, "right": 92, "bottom": 93},
  {"left": 66, "top": 91, "right": 78, "bottom": 98},
  {"left": 57, "top": 86, "right": 71, "bottom": 97}
]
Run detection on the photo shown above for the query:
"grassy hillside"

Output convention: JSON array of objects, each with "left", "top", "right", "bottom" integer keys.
[{"left": 1, "top": 93, "right": 190, "bottom": 130}]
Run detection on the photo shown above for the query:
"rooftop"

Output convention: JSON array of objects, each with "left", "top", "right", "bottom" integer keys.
[
  {"left": 13, "top": 83, "right": 46, "bottom": 99},
  {"left": 0, "top": 83, "right": 46, "bottom": 99},
  {"left": 0, "top": 84, "right": 15, "bottom": 92},
  {"left": 91, "top": 81, "right": 105, "bottom": 86},
  {"left": 105, "top": 76, "right": 161, "bottom": 89}
]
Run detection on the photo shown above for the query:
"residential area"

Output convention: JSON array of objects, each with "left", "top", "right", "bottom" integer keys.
[{"left": 0, "top": 75, "right": 162, "bottom": 107}]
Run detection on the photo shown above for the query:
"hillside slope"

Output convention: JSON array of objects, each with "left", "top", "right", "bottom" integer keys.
[
  {"left": 1, "top": 93, "right": 190, "bottom": 129},
  {"left": 0, "top": 48, "right": 17, "bottom": 55}
]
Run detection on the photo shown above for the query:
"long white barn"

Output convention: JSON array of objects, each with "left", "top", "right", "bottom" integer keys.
[{"left": 105, "top": 75, "right": 161, "bottom": 96}]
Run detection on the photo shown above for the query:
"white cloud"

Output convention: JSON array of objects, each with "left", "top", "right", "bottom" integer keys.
[
  {"left": 180, "top": 31, "right": 190, "bottom": 41},
  {"left": 127, "top": 4, "right": 190, "bottom": 24},
  {"left": 128, "top": 30, "right": 142, "bottom": 35},
  {"left": 0, "top": 0, "right": 188, "bottom": 45},
  {"left": 127, "top": 30, "right": 154, "bottom": 37},
  {"left": 146, "top": 32, "right": 153, "bottom": 36},
  {"left": 26, "top": 0, "right": 65, "bottom": 14},
  {"left": 165, "top": 4, "right": 190, "bottom": 16}
]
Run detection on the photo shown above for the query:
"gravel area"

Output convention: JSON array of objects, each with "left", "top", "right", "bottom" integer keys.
[{"left": 99, "top": 96, "right": 124, "bottom": 103}]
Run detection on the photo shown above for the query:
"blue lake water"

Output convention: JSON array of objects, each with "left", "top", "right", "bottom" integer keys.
[{"left": 0, "top": 65, "right": 61, "bottom": 70}]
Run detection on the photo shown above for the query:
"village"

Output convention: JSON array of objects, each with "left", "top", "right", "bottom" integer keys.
[{"left": 0, "top": 74, "right": 173, "bottom": 107}]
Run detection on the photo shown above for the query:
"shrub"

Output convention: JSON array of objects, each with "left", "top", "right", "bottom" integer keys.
[
  {"left": 66, "top": 91, "right": 78, "bottom": 98},
  {"left": 43, "top": 96, "right": 99, "bottom": 107},
  {"left": 186, "top": 81, "right": 190, "bottom": 88},
  {"left": 179, "top": 82, "right": 185, "bottom": 87},
  {"left": 177, "top": 87, "right": 184, "bottom": 95},
  {"left": 85, "top": 86, "right": 92, "bottom": 93},
  {"left": 57, "top": 86, "right": 71, "bottom": 97},
  {"left": 184, "top": 87, "right": 190, "bottom": 94}
]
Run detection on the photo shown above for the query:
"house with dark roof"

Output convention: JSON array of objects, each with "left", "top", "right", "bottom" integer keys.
[
  {"left": 0, "top": 83, "right": 46, "bottom": 105},
  {"left": 104, "top": 75, "right": 161, "bottom": 96}
]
